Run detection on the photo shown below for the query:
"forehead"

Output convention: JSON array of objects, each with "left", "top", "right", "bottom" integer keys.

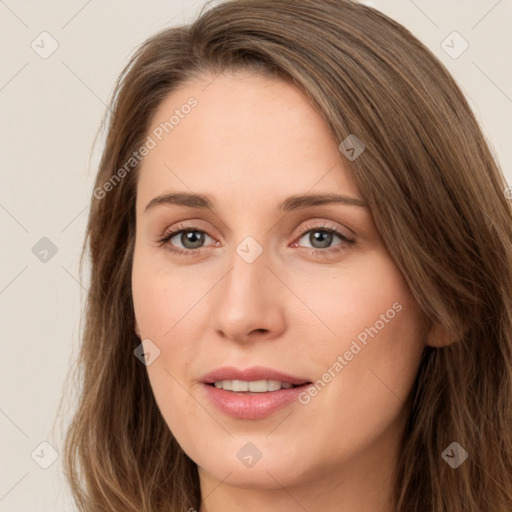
[{"left": 136, "top": 71, "right": 362, "bottom": 213}]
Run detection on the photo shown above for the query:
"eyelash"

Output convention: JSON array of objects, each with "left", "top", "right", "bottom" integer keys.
[{"left": 157, "top": 222, "right": 355, "bottom": 258}]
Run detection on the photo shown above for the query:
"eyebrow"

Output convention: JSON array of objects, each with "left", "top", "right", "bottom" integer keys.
[{"left": 144, "top": 192, "right": 369, "bottom": 213}]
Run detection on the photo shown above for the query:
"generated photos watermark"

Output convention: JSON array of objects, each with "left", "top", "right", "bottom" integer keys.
[
  {"left": 93, "top": 96, "right": 198, "bottom": 200},
  {"left": 298, "top": 301, "right": 403, "bottom": 404}
]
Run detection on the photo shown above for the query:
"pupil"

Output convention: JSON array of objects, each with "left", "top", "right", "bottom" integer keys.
[{"left": 311, "top": 230, "right": 332, "bottom": 249}]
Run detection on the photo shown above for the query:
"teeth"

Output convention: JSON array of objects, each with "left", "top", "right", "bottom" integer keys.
[
  {"left": 213, "top": 379, "right": 297, "bottom": 392},
  {"left": 233, "top": 380, "right": 248, "bottom": 392}
]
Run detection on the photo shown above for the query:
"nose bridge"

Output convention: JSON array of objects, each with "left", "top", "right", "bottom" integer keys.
[
  {"left": 224, "top": 235, "right": 272, "bottom": 305},
  {"left": 212, "top": 234, "right": 286, "bottom": 341}
]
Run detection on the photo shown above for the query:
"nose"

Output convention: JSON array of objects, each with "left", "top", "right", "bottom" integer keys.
[{"left": 211, "top": 243, "right": 287, "bottom": 344}]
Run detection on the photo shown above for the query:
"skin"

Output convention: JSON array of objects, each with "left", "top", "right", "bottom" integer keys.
[{"left": 131, "top": 70, "right": 435, "bottom": 512}]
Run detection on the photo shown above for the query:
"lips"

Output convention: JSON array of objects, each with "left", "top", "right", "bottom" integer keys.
[{"left": 200, "top": 365, "right": 311, "bottom": 386}]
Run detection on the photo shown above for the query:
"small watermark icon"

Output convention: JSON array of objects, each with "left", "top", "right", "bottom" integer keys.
[
  {"left": 338, "top": 134, "right": 365, "bottom": 161},
  {"left": 441, "top": 31, "right": 469, "bottom": 59},
  {"left": 31, "top": 441, "right": 59, "bottom": 469},
  {"left": 32, "top": 237, "right": 58, "bottom": 263},
  {"left": 134, "top": 338, "right": 161, "bottom": 366},
  {"left": 236, "top": 236, "right": 263, "bottom": 263},
  {"left": 31, "top": 31, "right": 59, "bottom": 59},
  {"left": 441, "top": 442, "right": 468, "bottom": 468},
  {"left": 237, "top": 442, "right": 263, "bottom": 468}
]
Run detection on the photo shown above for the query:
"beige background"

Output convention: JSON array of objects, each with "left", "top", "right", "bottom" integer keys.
[{"left": 0, "top": 0, "right": 511, "bottom": 510}]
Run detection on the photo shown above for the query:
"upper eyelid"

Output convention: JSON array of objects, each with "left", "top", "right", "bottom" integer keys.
[
  {"left": 297, "top": 221, "right": 354, "bottom": 239},
  {"left": 161, "top": 220, "right": 346, "bottom": 236},
  {"left": 154, "top": 201, "right": 363, "bottom": 235}
]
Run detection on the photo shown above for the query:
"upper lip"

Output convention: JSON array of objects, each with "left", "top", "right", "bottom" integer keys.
[{"left": 201, "top": 366, "right": 311, "bottom": 386}]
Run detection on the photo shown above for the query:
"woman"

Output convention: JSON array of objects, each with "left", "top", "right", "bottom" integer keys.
[{"left": 62, "top": 0, "right": 512, "bottom": 510}]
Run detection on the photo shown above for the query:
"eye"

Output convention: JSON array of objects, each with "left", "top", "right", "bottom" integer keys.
[
  {"left": 157, "top": 221, "right": 355, "bottom": 258},
  {"left": 298, "top": 228, "right": 341, "bottom": 249},
  {"left": 293, "top": 223, "right": 355, "bottom": 256},
  {"left": 158, "top": 227, "right": 216, "bottom": 255}
]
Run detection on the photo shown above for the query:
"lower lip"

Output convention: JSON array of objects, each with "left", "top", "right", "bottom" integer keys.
[{"left": 201, "top": 383, "right": 312, "bottom": 419}]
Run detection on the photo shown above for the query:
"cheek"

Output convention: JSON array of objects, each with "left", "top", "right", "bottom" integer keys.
[
  {"left": 296, "top": 249, "right": 423, "bottom": 354},
  {"left": 131, "top": 248, "right": 215, "bottom": 440},
  {"left": 296, "top": 252, "right": 425, "bottom": 438},
  {"left": 131, "top": 246, "right": 210, "bottom": 339}
]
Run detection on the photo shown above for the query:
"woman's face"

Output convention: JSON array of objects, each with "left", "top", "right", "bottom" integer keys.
[{"left": 132, "top": 71, "right": 427, "bottom": 504}]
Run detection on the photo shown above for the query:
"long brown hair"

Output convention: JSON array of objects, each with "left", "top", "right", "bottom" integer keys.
[{"left": 59, "top": 0, "right": 512, "bottom": 510}]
